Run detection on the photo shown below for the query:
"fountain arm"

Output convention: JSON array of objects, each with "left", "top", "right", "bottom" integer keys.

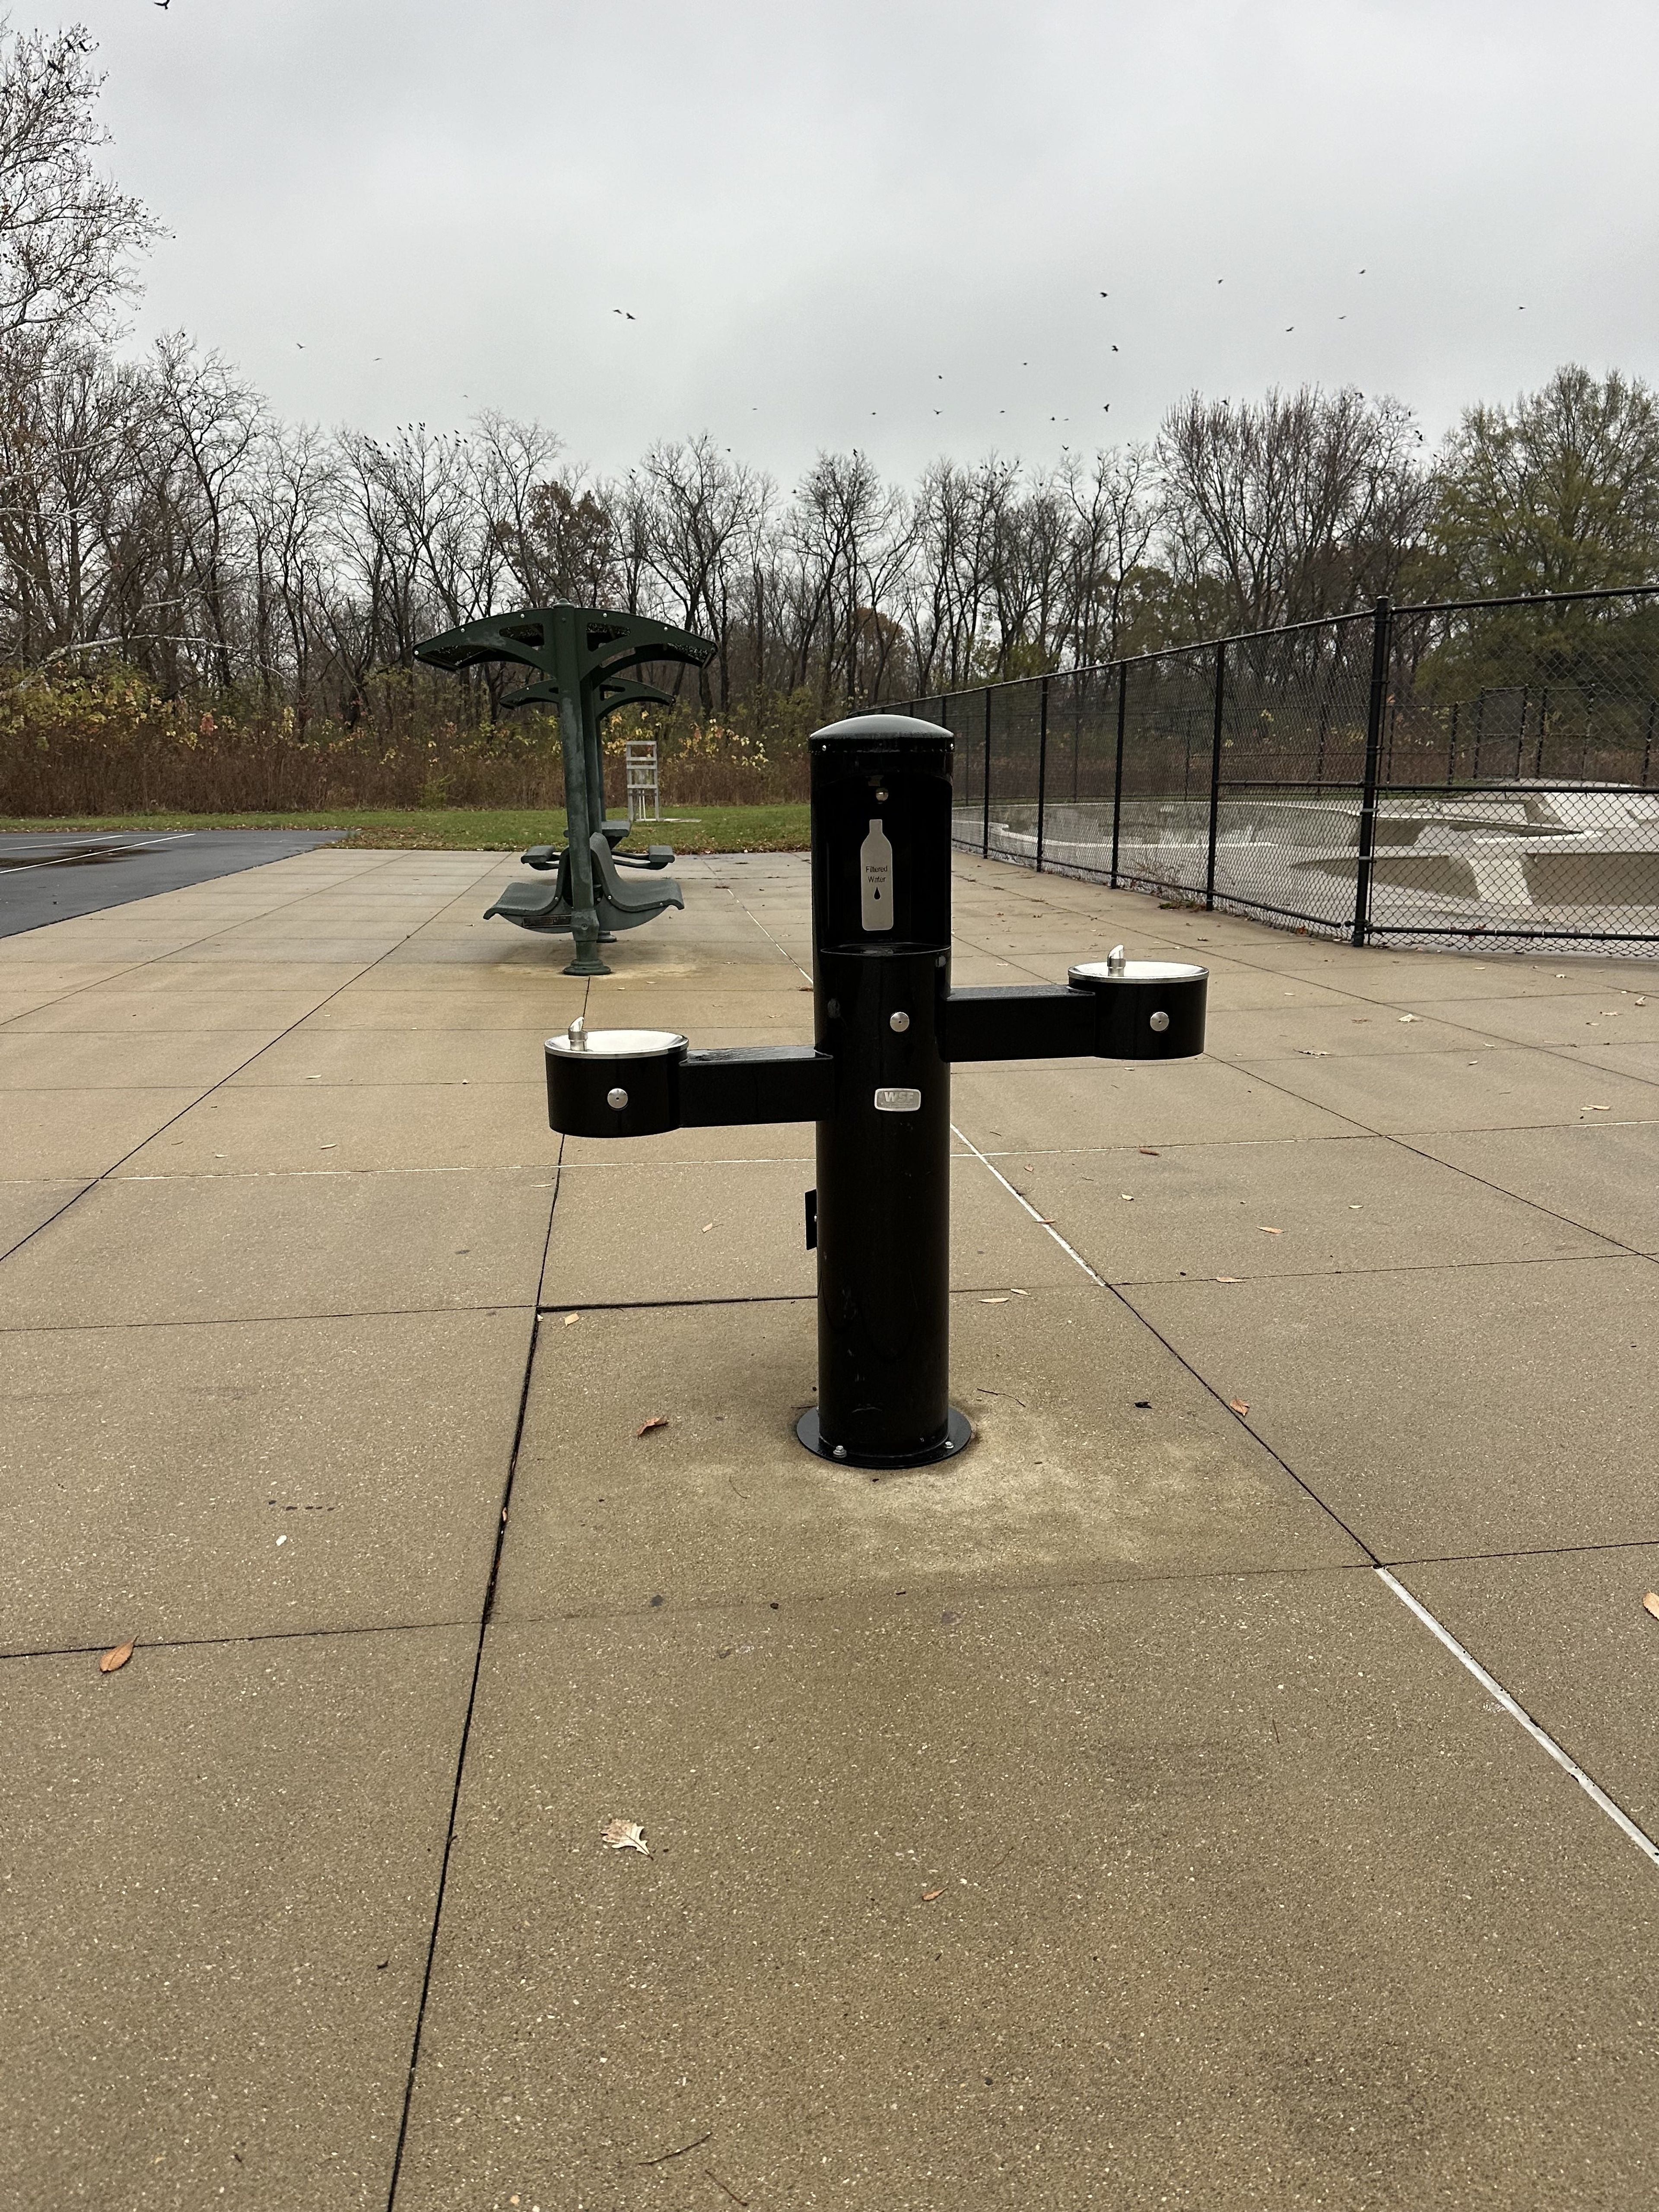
[{"left": 941, "top": 957, "right": 1208, "bottom": 1064}]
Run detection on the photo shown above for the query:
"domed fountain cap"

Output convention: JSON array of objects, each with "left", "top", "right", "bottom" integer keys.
[{"left": 810, "top": 713, "right": 951, "bottom": 745}]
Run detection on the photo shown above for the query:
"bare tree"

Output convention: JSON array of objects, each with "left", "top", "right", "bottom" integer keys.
[
  {"left": 901, "top": 457, "right": 1016, "bottom": 691},
  {"left": 788, "top": 449, "right": 911, "bottom": 708},
  {"left": 1056, "top": 446, "right": 1160, "bottom": 665},
  {"left": 628, "top": 436, "right": 770, "bottom": 711},
  {"left": 1158, "top": 385, "right": 1430, "bottom": 635},
  {"left": 0, "top": 20, "right": 157, "bottom": 341}
]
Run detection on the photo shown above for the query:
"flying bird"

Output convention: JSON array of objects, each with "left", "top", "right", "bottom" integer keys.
[
  {"left": 1099, "top": 291, "right": 1108, "bottom": 297},
  {"left": 1285, "top": 326, "right": 1294, "bottom": 332},
  {"left": 154, "top": 0, "right": 170, "bottom": 10},
  {"left": 1111, "top": 343, "right": 1119, "bottom": 352},
  {"left": 1358, "top": 267, "right": 1366, "bottom": 274}
]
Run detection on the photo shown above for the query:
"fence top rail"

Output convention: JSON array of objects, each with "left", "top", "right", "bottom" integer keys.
[
  {"left": 904, "top": 612, "right": 1373, "bottom": 710},
  {"left": 1394, "top": 582, "right": 1659, "bottom": 619},
  {"left": 893, "top": 582, "right": 1659, "bottom": 714}
]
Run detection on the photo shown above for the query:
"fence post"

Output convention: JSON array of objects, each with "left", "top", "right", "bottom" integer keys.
[
  {"left": 981, "top": 688, "right": 992, "bottom": 858},
  {"left": 1204, "top": 641, "right": 1226, "bottom": 909},
  {"left": 1352, "top": 596, "right": 1392, "bottom": 949},
  {"left": 1109, "top": 661, "right": 1127, "bottom": 887},
  {"left": 1035, "top": 675, "right": 1049, "bottom": 872}
]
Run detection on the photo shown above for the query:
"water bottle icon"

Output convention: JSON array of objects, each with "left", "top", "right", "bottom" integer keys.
[{"left": 859, "top": 817, "right": 893, "bottom": 932}]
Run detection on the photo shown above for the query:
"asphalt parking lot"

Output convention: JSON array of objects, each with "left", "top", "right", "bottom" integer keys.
[{"left": 0, "top": 827, "right": 346, "bottom": 938}]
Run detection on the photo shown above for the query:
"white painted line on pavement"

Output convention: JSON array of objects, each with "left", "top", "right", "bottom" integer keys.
[
  {"left": 954, "top": 1120, "right": 1659, "bottom": 1875},
  {"left": 0, "top": 832, "right": 194, "bottom": 874},
  {"left": 1376, "top": 1567, "right": 1659, "bottom": 1869},
  {"left": 950, "top": 1122, "right": 1109, "bottom": 1285}
]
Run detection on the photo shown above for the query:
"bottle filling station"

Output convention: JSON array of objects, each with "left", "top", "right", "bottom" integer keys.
[{"left": 546, "top": 713, "right": 1208, "bottom": 1469}]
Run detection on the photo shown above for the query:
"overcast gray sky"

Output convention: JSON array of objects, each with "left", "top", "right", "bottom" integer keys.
[{"left": 33, "top": 0, "right": 1659, "bottom": 480}]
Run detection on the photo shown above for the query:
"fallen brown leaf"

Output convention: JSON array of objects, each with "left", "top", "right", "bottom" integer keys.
[
  {"left": 1229, "top": 1399, "right": 1250, "bottom": 1416},
  {"left": 563, "top": 1311, "right": 581, "bottom": 1325},
  {"left": 1643, "top": 1592, "right": 1659, "bottom": 1622},
  {"left": 636, "top": 1415, "right": 669, "bottom": 1437},
  {"left": 99, "top": 1637, "right": 135, "bottom": 1674},
  {"left": 1139, "top": 1146, "right": 1159, "bottom": 1156},
  {"left": 1258, "top": 1225, "right": 1283, "bottom": 1235},
  {"left": 921, "top": 1887, "right": 944, "bottom": 1902},
  {"left": 601, "top": 1817, "right": 650, "bottom": 1855}
]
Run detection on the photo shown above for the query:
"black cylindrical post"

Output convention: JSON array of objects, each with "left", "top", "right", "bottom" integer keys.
[
  {"left": 1035, "top": 675, "right": 1049, "bottom": 873},
  {"left": 981, "top": 690, "right": 992, "bottom": 857},
  {"left": 800, "top": 715, "right": 969, "bottom": 1469},
  {"left": 1109, "top": 660, "right": 1128, "bottom": 887},
  {"left": 1205, "top": 640, "right": 1226, "bottom": 911},
  {"left": 1352, "top": 596, "right": 1392, "bottom": 948}
]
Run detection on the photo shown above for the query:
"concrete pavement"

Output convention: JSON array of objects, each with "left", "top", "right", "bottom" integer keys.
[{"left": 3, "top": 845, "right": 1659, "bottom": 2209}]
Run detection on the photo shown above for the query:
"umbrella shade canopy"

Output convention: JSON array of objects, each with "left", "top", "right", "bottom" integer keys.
[
  {"left": 412, "top": 603, "right": 712, "bottom": 980},
  {"left": 413, "top": 605, "right": 713, "bottom": 687}
]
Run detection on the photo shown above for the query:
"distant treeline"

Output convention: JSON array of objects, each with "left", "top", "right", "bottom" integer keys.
[
  {"left": 0, "top": 25, "right": 1656, "bottom": 811},
  {"left": 6, "top": 344, "right": 1659, "bottom": 815}
]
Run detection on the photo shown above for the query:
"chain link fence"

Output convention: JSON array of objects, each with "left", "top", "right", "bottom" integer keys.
[{"left": 900, "top": 586, "right": 1659, "bottom": 954}]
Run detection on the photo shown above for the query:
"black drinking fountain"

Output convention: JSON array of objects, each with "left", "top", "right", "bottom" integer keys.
[{"left": 544, "top": 714, "right": 1208, "bottom": 1468}]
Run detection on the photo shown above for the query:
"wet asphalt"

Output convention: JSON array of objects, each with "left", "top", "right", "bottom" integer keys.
[{"left": 0, "top": 829, "right": 348, "bottom": 940}]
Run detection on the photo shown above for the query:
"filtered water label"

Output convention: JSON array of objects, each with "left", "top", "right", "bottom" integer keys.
[{"left": 859, "top": 816, "right": 893, "bottom": 931}]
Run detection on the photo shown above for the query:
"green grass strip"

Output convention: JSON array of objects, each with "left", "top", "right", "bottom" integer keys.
[{"left": 0, "top": 804, "right": 812, "bottom": 853}]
